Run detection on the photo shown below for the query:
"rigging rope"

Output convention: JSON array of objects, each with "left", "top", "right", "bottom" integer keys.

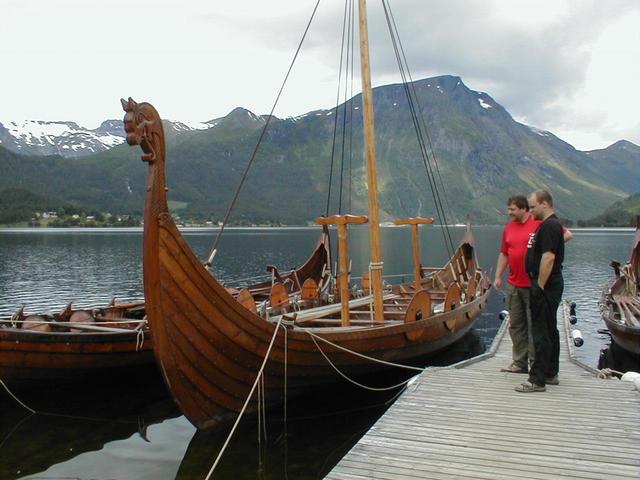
[
  {"left": 338, "top": 0, "right": 355, "bottom": 214},
  {"left": 381, "top": 0, "right": 457, "bottom": 256},
  {"left": 325, "top": 0, "right": 351, "bottom": 216},
  {"left": 206, "top": 0, "right": 322, "bottom": 267},
  {"left": 347, "top": 0, "right": 356, "bottom": 214}
]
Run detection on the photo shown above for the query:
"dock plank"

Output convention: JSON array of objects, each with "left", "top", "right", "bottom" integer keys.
[{"left": 326, "top": 302, "right": 640, "bottom": 479}]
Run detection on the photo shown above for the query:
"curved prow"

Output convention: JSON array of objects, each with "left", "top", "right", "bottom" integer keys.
[{"left": 121, "top": 98, "right": 168, "bottom": 215}]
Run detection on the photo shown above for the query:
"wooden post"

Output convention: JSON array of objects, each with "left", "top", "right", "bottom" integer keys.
[
  {"left": 316, "top": 215, "right": 368, "bottom": 326},
  {"left": 393, "top": 217, "right": 434, "bottom": 290},
  {"left": 357, "top": 0, "right": 384, "bottom": 322},
  {"left": 336, "top": 223, "right": 350, "bottom": 324}
]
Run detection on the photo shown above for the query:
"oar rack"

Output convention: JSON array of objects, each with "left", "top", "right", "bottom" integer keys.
[{"left": 393, "top": 217, "right": 434, "bottom": 291}]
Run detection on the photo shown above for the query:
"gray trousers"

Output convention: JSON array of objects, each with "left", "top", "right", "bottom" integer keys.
[{"left": 506, "top": 284, "right": 535, "bottom": 369}]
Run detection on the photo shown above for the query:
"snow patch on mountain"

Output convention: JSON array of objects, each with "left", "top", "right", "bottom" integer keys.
[
  {"left": 478, "top": 98, "right": 492, "bottom": 109},
  {"left": 0, "top": 120, "right": 77, "bottom": 140},
  {"left": 528, "top": 125, "right": 551, "bottom": 137},
  {"left": 0, "top": 118, "right": 212, "bottom": 158}
]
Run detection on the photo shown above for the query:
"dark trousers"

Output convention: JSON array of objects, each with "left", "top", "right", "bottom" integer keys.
[{"left": 528, "top": 275, "right": 563, "bottom": 386}]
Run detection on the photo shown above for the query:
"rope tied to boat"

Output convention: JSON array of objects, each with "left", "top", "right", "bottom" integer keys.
[
  {"left": 204, "top": 316, "right": 285, "bottom": 480},
  {"left": 368, "top": 261, "right": 384, "bottom": 322},
  {"left": 0, "top": 379, "right": 36, "bottom": 413},
  {"left": 302, "top": 328, "right": 424, "bottom": 372},
  {"left": 307, "top": 333, "right": 420, "bottom": 392},
  {"left": 135, "top": 328, "right": 145, "bottom": 352},
  {"left": 597, "top": 368, "right": 625, "bottom": 379}
]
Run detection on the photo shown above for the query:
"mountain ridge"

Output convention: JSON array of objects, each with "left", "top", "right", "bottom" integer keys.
[{"left": 1, "top": 75, "right": 638, "bottom": 225}]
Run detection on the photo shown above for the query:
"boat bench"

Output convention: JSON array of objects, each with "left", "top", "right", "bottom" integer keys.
[{"left": 612, "top": 294, "right": 640, "bottom": 327}]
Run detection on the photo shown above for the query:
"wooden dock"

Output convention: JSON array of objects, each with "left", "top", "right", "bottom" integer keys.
[{"left": 326, "top": 303, "right": 640, "bottom": 479}]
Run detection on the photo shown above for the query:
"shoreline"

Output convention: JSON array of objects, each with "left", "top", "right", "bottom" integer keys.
[{"left": 0, "top": 225, "right": 636, "bottom": 233}]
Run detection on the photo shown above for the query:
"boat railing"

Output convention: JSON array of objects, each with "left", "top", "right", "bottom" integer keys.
[{"left": 220, "top": 272, "right": 273, "bottom": 286}]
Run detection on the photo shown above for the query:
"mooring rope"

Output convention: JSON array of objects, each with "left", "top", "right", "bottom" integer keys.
[
  {"left": 597, "top": 367, "right": 625, "bottom": 379},
  {"left": 260, "top": 373, "right": 267, "bottom": 441},
  {"left": 204, "top": 316, "right": 285, "bottom": 480},
  {"left": 308, "top": 335, "right": 419, "bottom": 391},
  {"left": 0, "top": 377, "right": 151, "bottom": 428},
  {"left": 0, "top": 379, "right": 36, "bottom": 413},
  {"left": 284, "top": 323, "right": 288, "bottom": 429},
  {"left": 135, "top": 328, "right": 145, "bottom": 352},
  {"left": 302, "top": 327, "right": 424, "bottom": 372}
]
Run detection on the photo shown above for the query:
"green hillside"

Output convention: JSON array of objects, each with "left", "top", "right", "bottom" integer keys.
[
  {"left": 1, "top": 76, "right": 638, "bottom": 226},
  {"left": 579, "top": 193, "right": 640, "bottom": 227}
]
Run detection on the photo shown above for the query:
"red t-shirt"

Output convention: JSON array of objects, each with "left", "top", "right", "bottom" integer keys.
[{"left": 501, "top": 215, "right": 541, "bottom": 287}]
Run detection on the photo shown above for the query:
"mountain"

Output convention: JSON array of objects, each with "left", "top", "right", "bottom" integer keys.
[
  {"left": 580, "top": 192, "right": 640, "bottom": 227},
  {"left": 583, "top": 140, "right": 640, "bottom": 194},
  {"left": 1, "top": 75, "right": 638, "bottom": 225},
  {"left": 0, "top": 119, "right": 211, "bottom": 158}
]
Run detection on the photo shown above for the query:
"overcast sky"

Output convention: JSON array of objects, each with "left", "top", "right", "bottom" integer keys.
[{"left": 2, "top": 0, "right": 639, "bottom": 150}]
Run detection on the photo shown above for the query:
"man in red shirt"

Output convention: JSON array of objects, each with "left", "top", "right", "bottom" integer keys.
[{"left": 494, "top": 195, "right": 571, "bottom": 373}]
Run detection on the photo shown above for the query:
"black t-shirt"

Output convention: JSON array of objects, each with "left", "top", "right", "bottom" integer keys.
[{"left": 525, "top": 214, "right": 564, "bottom": 279}]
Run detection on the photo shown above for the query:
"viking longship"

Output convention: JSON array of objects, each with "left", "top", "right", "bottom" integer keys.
[
  {"left": 600, "top": 217, "right": 640, "bottom": 355},
  {"left": 0, "top": 236, "right": 329, "bottom": 389},
  {"left": 123, "top": 0, "right": 492, "bottom": 429},
  {"left": 0, "top": 300, "right": 154, "bottom": 387}
]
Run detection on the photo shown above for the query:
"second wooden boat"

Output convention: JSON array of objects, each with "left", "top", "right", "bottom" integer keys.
[
  {"left": 600, "top": 218, "right": 640, "bottom": 355},
  {"left": 0, "top": 301, "right": 154, "bottom": 388}
]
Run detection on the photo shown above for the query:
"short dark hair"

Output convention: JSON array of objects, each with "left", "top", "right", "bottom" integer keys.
[
  {"left": 531, "top": 189, "right": 554, "bottom": 207},
  {"left": 507, "top": 195, "right": 528, "bottom": 210}
]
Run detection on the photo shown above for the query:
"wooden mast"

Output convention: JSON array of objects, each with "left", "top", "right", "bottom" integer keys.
[{"left": 357, "top": 0, "right": 384, "bottom": 321}]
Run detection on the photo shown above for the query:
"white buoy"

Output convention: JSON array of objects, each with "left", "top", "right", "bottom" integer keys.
[
  {"left": 571, "top": 329, "right": 583, "bottom": 347},
  {"left": 621, "top": 372, "right": 640, "bottom": 391}
]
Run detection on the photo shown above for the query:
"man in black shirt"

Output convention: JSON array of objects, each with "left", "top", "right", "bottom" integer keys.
[{"left": 516, "top": 189, "right": 565, "bottom": 393}]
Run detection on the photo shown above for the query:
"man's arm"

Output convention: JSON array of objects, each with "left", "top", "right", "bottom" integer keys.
[
  {"left": 563, "top": 228, "right": 573, "bottom": 242},
  {"left": 494, "top": 252, "right": 508, "bottom": 290},
  {"left": 537, "top": 251, "right": 555, "bottom": 289}
]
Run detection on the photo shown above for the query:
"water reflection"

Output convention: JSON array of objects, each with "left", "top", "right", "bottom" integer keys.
[
  {"left": 0, "top": 330, "right": 487, "bottom": 480},
  {"left": 0, "top": 376, "right": 179, "bottom": 479},
  {"left": 598, "top": 336, "right": 640, "bottom": 374},
  {"left": 0, "top": 226, "right": 636, "bottom": 478}
]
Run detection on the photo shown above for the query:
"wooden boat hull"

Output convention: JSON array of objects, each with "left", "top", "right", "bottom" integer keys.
[
  {"left": 151, "top": 212, "right": 490, "bottom": 428},
  {"left": 600, "top": 222, "right": 640, "bottom": 356},
  {"left": 123, "top": 98, "right": 492, "bottom": 429},
  {"left": 0, "top": 328, "right": 155, "bottom": 388},
  {"left": 601, "top": 315, "right": 640, "bottom": 355}
]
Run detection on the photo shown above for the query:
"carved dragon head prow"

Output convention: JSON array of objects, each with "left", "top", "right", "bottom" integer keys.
[{"left": 121, "top": 97, "right": 165, "bottom": 164}]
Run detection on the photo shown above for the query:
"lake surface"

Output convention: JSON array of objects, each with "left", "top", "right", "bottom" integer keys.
[{"left": 0, "top": 226, "right": 636, "bottom": 479}]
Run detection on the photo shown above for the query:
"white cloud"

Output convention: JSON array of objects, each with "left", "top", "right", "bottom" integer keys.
[{"left": 0, "top": 0, "right": 639, "bottom": 150}]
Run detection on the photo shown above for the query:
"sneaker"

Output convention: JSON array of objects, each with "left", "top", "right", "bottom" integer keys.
[
  {"left": 515, "top": 381, "right": 546, "bottom": 393},
  {"left": 500, "top": 363, "right": 528, "bottom": 374},
  {"left": 546, "top": 375, "right": 559, "bottom": 385}
]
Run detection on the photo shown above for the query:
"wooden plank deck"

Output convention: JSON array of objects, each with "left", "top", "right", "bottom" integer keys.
[{"left": 326, "top": 302, "right": 640, "bottom": 479}]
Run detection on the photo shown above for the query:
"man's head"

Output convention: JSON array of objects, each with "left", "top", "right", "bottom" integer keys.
[
  {"left": 507, "top": 195, "right": 529, "bottom": 222},
  {"left": 528, "top": 189, "right": 554, "bottom": 220}
]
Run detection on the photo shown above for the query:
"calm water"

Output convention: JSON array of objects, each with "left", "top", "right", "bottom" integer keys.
[{"left": 0, "top": 226, "right": 636, "bottom": 479}]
